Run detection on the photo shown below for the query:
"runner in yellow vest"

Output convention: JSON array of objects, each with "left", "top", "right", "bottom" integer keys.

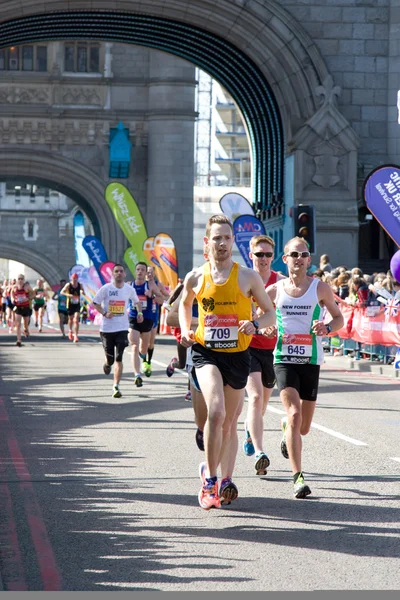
[{"left": 179, "top": 214, "right": 276, "bottom": 510}]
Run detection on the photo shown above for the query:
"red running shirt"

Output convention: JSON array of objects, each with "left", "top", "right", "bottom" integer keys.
[{"left": 250, "top": 270, "right": 278, "bottom": 350}]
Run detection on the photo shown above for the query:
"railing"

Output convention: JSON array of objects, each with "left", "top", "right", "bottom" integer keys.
[{"left": 323, "top": 336, "right": 398, "bottom": 365}]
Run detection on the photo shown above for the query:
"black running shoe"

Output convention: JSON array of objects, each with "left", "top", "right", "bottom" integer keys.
[
  {"left": 280, "top": 417, "right": 289, "bottom": 459},
  {"left": 293, "top": 473, "right": 311, "bottom": 499},
  {"left": 134, "top": 376, "right": 143, "bottom": 388},
  {"left": 103, "top": 363, "right": 111, "bottom": 375},
  {"left": 195, "top": 428, "right": 204, "bottom": 451}
]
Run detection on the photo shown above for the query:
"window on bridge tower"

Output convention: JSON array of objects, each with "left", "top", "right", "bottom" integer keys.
[{"left": 64, "top": 42, "right": 101, "bottom": 74}]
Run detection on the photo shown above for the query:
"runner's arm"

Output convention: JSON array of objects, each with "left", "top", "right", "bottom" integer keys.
[
  {"left": 178, "top": 272, "right": 197, "bottom": 346},
  {"left": 248, "top": 270, "right": 276, "bottom": 330},
  {"left": 312, "top": 281, "right": 344, "bottom": 336},
  {"left": 130, "top": 288, "right": 144, "bottom": 322},
  {"left": 60, "top": 284, "right": 72, "bottom": 297}
]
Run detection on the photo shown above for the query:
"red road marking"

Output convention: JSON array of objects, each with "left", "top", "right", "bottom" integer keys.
[
  {"left": 0, "top": 397, "right": 62, "bottom": 591},
  {"left": 0, "top": 397, "right": 27, "bottom": 590}
]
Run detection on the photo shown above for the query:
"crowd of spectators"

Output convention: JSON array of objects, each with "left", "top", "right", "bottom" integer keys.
[{"left": 311, "top": 254, "right": 400, "bottom": 308}]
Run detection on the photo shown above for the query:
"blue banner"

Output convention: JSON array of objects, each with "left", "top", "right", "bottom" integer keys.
[
  {"left": 233, "top": 215, "right": 266, "bottom": 268},
  {"left": 364, "top": 165, "right": 400, "bottom": 246},
  {"left": 83, "top": 235, "right": 108, "bottom": 283}
]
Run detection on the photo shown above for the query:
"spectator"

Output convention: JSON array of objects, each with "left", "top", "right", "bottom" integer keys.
[
  {"left": 336, "top": 273, "right": 350, "bottom": 300},
  {"left": 348, "top": 274, "right": 369, "bottom": 307},
  {"left": 319, "top": 254, "right": 332, "bottom": 273}
]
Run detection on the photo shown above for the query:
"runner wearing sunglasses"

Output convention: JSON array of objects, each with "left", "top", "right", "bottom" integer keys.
[
  {"left": 243, "top": 235, "right": 286, "bottom": 477},
  {"left": 266, "top": 236, "right": 343, "bottom": 499}
]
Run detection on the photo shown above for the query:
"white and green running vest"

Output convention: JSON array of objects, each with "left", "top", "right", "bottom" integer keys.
[{"left": 274, "top": 278, "right": 324, "bottom": 366}]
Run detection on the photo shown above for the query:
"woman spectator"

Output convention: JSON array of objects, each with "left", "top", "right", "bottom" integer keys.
[{"left": 336, "top": 273, "right": 350, "bottom": 300}]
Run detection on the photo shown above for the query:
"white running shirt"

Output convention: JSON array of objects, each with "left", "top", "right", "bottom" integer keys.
[
  {"left": 93, "top": 283, "right": 139, "bottom": 333},
  {"left": 274, "top": 278, "right": 324, "bottom": 366}
]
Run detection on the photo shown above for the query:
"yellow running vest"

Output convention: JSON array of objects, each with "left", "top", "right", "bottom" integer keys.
[{"left": 195, "top": 262, "right": 252, "bottom": 353}]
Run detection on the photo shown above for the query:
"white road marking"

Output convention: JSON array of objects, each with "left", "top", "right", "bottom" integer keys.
[
  {"left": 267, "top": 405, "right": 367, "bottom": 446},
  {"left": 389, "top": 457, "right": 400, "bottom": 463}
]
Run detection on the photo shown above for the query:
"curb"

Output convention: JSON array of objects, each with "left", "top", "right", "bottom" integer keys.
[{"left": 323, "top": 354, "right": 399, "bottom": 378}]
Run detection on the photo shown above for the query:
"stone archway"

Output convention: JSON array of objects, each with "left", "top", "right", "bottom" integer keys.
[
  {"left": 0, "top": 149, "right": 125, "bottom": 261},
  {"left": 0, "top": 0, "right": 330, "bottom": 208},
  {"left": 0, "top": 239, "right": 62, "bottom": 283}
]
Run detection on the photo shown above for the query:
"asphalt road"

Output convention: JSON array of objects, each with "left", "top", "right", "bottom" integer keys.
[{"left": 0, "top": 325, "right": 399, "bottom": 592}]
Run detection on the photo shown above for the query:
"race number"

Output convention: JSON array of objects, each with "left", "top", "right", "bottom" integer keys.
[
  {"left": 281, "top": 334, "right": 313, "bottom": 361},
  {"left": 204, "top": 314, "right": 239, "bottom": 349},
  {"left": 108, "top": 300, "right": 125, "bottom": 315}
]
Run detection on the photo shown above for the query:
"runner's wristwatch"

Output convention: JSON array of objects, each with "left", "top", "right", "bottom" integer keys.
[
  {"left": 325, "top": 323, "right": 332, "bottom": 334},
  {"left": 252, "top": 320, "right": 260, "bottom": 334}
]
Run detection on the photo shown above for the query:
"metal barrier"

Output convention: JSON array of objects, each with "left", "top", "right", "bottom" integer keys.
[{"left": 323, "top": 336, "right": 398, "bottom": 365}]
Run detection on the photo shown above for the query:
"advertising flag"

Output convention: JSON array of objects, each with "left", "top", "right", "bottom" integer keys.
[
  {"left": 153, "top": 233, "right": 179, "bottom": 289},
  {"left": 364, "top": 165, "right": 400, "bottom": 246},
  {"left": 219, "top": 192, "right": 254, "bottom": 222},
  {"left": 99, "top": 261, "right": 115, "bottom": 284},
  {"left": 82, "top": 235, "right": 108, "bottom": 283},
  {"left": 142, "top": 237, "right": 165, "bottom": 284},
  {"left": 233, "top": 215, "right": 266, "bottom": 268},
  {"left": 124, "top": 247, "right": 139, "bottom": 278},
  {"left": 105, "top": 182, "right": 148, "bottom": 263},
  {"left": 73, "top": 212, "right": 91, "bottom": 268}
]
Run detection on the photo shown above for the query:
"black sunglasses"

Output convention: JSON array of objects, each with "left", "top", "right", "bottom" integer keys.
[
  {"left": 253, "top": 252, "right": 273, "bottom": 258},
  {"left": 286, "top": 251, "right": 311, "bottom": 258}
]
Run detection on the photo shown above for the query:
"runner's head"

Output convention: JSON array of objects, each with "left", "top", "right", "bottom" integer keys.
[
  {"left": 283, "top": 236, "right": 311, "bottom": 273},
  {"left": 135, "top": 261, "right": 148, "bottom": 282},
  {"left": 112, "top": 263, "right": 126, "bottom": 285},
  {"left": 17, "top": 274, "right": 25, "bottom": 287},
  {"left": 250, "top": 235, "right": 275, "bottom": 271},
  {"left": 71, "top": 273, "right": 79, "bottom": 283},
  {"left": 204, "top": 215, "right": 234, "bottom": 263}
]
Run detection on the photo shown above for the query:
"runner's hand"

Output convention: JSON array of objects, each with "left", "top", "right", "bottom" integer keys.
[
  {"left": 262, "top": 325, "right": 277, "bottom": 338},
  {"left": 238, "top": 320, "right": 256, "bottom": 335},
  {"left": 312, "top": 320, "right": 327, "bottom": 336},
  {"left": 181, "top": 330, "right": 195, "bottom": 347}
]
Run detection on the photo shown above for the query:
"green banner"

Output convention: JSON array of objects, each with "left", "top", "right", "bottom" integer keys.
[
  {"left": 105, "top": 182, "right": 147, "bottom": 267},
  {"left": 124, "top": 247, "right": 139, "bottom": 277}
]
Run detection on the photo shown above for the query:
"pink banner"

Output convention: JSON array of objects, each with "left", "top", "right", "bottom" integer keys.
[
  {"left": 329, "top": 297, "right": 400, "bottom": 346},
  {"left": 99, "top": 261, "right": 115, "bottom": 284}
]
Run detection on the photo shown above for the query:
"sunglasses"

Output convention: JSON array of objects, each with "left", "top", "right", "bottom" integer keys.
[
  {"left": 286, "top": 251, "right": 311, "bottom": 258},
  {"left": 253, "top": 252, "right": 273, "bottom": 258},
  {"left": 17, "top": 277, "right": 24, "bottom": 280}
]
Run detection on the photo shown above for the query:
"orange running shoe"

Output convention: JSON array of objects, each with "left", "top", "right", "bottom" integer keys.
[
  {"left": 68, "top": 331, "right": 73, "bottom": 341},
  {"left": 198, "top": 462, "right": 220, "bottom": 510},
  {"left": 73, "top": 335, "right": 79, "bottom": 343}
]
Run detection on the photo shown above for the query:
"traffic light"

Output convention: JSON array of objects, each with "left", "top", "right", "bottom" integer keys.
[{"left": 292, "top": 205, "right": 316, "bottom": 254}]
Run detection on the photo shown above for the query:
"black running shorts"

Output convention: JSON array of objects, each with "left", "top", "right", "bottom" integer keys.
[
  {"left": 68, "top": 303, "right": 80, "bottom": 316},
  {"left": 100, "top": 330, "right": 129, "bottom": 362},
  {"left": 15, "top": 306, "right": 31, "bottom": 318},
  {"left": 274, "top": 363, "right": 320, "bottom": 401},
  {"left": 191, "top": 343, "right": 251, "bottom": 390},
  {"left": 128, "top": 317, "right": 153, "bottom": 333},
  {"left": 249, "top": 347, "right": 276, "bottom": 389}
]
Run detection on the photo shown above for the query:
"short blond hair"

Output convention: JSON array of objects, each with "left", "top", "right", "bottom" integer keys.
[
  {"left": 250, "top": 235, "right": 275, "bottom": 251},
  {"left": 205, "top": 214, "right": 233, "bottom": 238},
  {"left": 284, "top": 236, "right": 309, "bottom": 255}
]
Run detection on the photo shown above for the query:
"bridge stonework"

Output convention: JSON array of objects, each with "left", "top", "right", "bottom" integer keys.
[{"left": 0, "top": 1, "right": 398, "bottom": 278}]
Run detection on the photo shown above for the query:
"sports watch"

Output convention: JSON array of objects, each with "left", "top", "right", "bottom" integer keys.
[
  {"left": 325, "top": 323, "right": 332, "bottom": 334},
  {"left": 252, "top": 320, "right": 260, "bottom": 334}
]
